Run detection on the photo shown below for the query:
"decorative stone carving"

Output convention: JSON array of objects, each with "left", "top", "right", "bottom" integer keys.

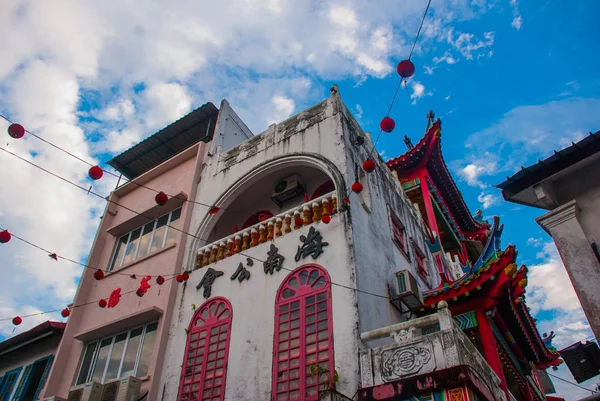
[
  {"left": 359, "top": 350, "right": 374, "bottom": 388},
  {"left": 380, "top": 341, "right": 434, "bottom": 381},
  {"left": 390, "top": 327, "right": 416, "bottom": 344}
]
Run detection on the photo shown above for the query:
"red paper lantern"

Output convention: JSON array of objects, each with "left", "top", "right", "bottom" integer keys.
[
  {"left": 8, "top": 123, "right": 25, "bottom": 139},
  {"left": 342, "top": 197, "right": 350, "bottom": 204},
  {"left": 156, "top": 275, "right": 165, "bottom": 285},
  {"left": 322, "top": 215, "right": 331, "bottom": 224},
  {"left": 397, "top": 59, "right": 415, "bottom": 78},
  {"left": 380, "top": 117, "right": 395, "bottom": 133},
  {"left": 209, "top": 206, "right": 220, "bottom": 215},
  {"left": 61, "top": 308, "right": 70, "bottom": 318},
  {"left": 0, "top": 230, "right": 11, "bottom": 244},
  {"left": 294, "top": 218, "right": 304, "bottom": 227},
  {"left": 88, "top": 166, "right": 103, "bottom": 180},
  {"left": 98, "top": 299, "right": 107, "bottom": 308},
  {"left": 12, "top": 316, "right": 22, "bottom": 325},
  {"left": 136, "top": 288, "right": 144, "bottom": 297},
  {"left": 352, "top": 182, "right": 363, "bottom": 193},
  {"left": 155, "top": 191, "right": 168, "bottom": 206},
  {"left": 182, "top": 272, "right": 190, "bottom": 281},
  {"left": 94, "top": 270, "right": 104, "bottom": 280},
  {"left": 363, "top": 159, "right": 376, "bottom": 173},
  {"left": 176, "top": 274, "right": 184, "bottom": 283}
]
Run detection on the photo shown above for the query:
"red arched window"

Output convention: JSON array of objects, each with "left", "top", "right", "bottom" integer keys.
[
  {"left": 179, "top": 297, "right": 232, "bottom": 401},
  {"left": 310, "top": 180, "right": 335, "bottom": 200},
  {"left": 272, "top": 266, "right": 334, "bottom": 401},
  {"left": 241, "top": 210, "right": 274, "bottom": 230}
]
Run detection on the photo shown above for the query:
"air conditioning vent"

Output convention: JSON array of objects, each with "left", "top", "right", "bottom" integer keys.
[
  {"left": 100, "top": 377, "right": 141, "bottom": 401},
  {"left": 271, "top": 175, "right": 304, "bottom": 207},
  {"left": 391, "top": 270, "right": 424, "bottom": 311},
  {"left": 68, "top": 382, "right": 103, "bottom": 401}
]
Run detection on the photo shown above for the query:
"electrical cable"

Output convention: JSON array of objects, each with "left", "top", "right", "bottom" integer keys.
[
  {"left": 367, "top": 0, "right": 432, "bottom": 158},
  {"left": 0, "top": 146, "right": 390, "bottom": 322},
  {"left": 547, "top": 372, "right": 596, "bottom": 393},
  {"left": 0, "top": 113, "right": 236, "bottom": 213}
]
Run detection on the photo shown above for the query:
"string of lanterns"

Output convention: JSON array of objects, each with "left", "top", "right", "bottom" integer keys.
[
  {"left": 2, "top": 1, "right": 432, "bottom": 327},
  {"left": 350, "top": 0, "right": 431, "bottom": 194},
  {"left": 1, "top": 116, "right": 224, "bottom": 214}
]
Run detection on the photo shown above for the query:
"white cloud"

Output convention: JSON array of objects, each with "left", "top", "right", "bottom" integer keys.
[
  {"left": 458, "top": 161, "right": 497, "bottom": 187},
  {"left": 433, "top": 50, "right": 458, "bottom": 65},
  {"left": 477, "top": 192, "right": 500, "bottom": 209},
  {"left": 268, "top": 95, "right": 295, "bottom": 125},
  {"left": 464, "top": 98, "right": 600, "bottom": 176},
  {"left": 448, "top": 30, "right": 495, "bottom": 60},
  {"left": 509, "top": 0, "right": 523, "bottom": 30},
  {"left": 528, "top": 242, "right": 583, "bottom": 314},
  {"left": 0, "top": 0, "right": 506, "bottom": 338},
  {"left": 355, "top": 104, "right": 364, "bottom": 122},
  {"left": 410, "top": 81, "right": 432, "bottom": 104},
  {"left": 527, "top": 237, "right": 543, "bottom": 247}
]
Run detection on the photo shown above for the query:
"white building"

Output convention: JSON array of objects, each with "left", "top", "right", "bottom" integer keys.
[{"left": 157, "top": 92, "right": 453, "bottom": 401}]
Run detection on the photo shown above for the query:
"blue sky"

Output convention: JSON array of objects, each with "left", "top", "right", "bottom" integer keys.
[{"left": 0, "top": 0, "right": 599, "bottom": 398}]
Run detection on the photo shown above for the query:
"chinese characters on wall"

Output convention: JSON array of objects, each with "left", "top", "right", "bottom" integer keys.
[{"left": 196, "top": 227, "right": 328, "bottom": 298}]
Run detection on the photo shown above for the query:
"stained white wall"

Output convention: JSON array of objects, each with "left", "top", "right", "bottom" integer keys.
[{"left": 159, "top": 93, "right": 438, "bottom": 400}]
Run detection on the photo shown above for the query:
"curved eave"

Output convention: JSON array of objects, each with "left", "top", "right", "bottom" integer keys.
[
  {"left": 516, "top": 301, "right": 562, "bottom": 365},
  {"left": 423, "top": 245, "right": 517, "bottom": 305},
  {"left": 386, "top": 119, "right": 489, "bottom": 234}
]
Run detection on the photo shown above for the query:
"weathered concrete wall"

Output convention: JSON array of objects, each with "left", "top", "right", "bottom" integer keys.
[{"left": 159, "top": 93, "right": 438, "bottom": 400}]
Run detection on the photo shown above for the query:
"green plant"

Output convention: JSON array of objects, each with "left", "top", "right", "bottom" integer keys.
[
  {"left": 309, "top": 364, "right": 340, "bottom": 390},
  {"left": 191, "top": 304, "right": 197, "bottom": 311}
]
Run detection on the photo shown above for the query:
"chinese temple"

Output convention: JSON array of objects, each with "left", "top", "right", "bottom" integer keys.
[{"left": 362, "top": 119, "right": 563, "bottom": 401}]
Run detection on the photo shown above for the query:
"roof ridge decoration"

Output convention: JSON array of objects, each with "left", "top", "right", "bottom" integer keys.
[{"left": 386, "top": 119, "right": 489, "bottom": 235}]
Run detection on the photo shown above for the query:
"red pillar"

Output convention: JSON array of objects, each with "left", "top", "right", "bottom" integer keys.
[
  {"left": 476, "top": 309, "right": 510, "bottom": 399},
  {"left": 419, "top": 173, "right": 439, "bottom": 237}
]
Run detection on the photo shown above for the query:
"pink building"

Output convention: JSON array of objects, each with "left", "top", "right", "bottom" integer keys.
[{"left": 41, "top": 100, "right": 251, "bottom": 400}]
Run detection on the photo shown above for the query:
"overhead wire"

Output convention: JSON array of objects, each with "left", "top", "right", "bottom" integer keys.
[
  {"left": 0, "top": 113, "right": 235, "bottom": 213},
  {"left": 0, "top": 0, "right": 432, "bottom": 323},
  {"left": 0, "top": 145, "right": 389, "bottom": 322}
]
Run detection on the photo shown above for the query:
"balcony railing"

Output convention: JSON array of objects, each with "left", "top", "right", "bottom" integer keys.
[
  {"left": 358, "top": 302, "right": 507, "bottom": 401},
  {"left": 196, "top": 192, "right": 338, "bottom": 268}
]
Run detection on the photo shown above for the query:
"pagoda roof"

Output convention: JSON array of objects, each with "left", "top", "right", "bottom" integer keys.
[
  {"left": 387, "top": 119, "right": 488, "bottom": 235},
  {"left": 423, "top": 242, "right": 561, "bottom": 367}
]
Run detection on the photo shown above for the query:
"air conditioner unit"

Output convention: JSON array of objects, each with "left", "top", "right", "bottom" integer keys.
[
  {"left": 67, "top": 382, "right": 103, "bottom": 401},
  {"left": 43, "top": 397, "right": 68, "bottom": 401},
  {"left": 391, "top": 270, "right": 424, "bottom": 311},
  {"left": 100, "top": 377, "right": 141, "bottom": 401},
  {"left": 271, "top": 175, "right": 304, "bottom": 207}
]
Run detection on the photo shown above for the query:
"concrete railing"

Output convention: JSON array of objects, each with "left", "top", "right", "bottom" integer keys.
[
  {"left": 359, "top": 302, "right": 506, "bottom": 401},
  {"left": 196, "top": 191, "right": 338, "bottom": 268}
]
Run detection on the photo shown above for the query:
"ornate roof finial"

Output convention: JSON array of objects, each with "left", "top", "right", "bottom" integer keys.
[
  {"left": 330, "top": 84, "right": 339, "bottom": 95},
  {"left": 426, "top": 110, "right": 435, "bottom": 132},
  {"left": 404, "top": 135, "right": 414, "bottom": 150}
]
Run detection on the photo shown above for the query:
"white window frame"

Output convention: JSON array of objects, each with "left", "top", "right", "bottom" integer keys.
[
  {"left": 76, "top": 322, "right": 158, "bottom": 384},
  {"left": 108, "top": 208, "right": 181, "bottom": 271}
]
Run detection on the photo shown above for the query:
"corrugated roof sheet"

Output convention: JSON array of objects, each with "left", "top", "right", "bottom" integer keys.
[
  {"left": 496, "top": 130, "right": 600, "bottom": 195},
  {"left": 0, "top": 321, "right": 65, "bottom": 355},
  {"left": 107, "top": 102, "right": 219, "bottom": 180}
]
